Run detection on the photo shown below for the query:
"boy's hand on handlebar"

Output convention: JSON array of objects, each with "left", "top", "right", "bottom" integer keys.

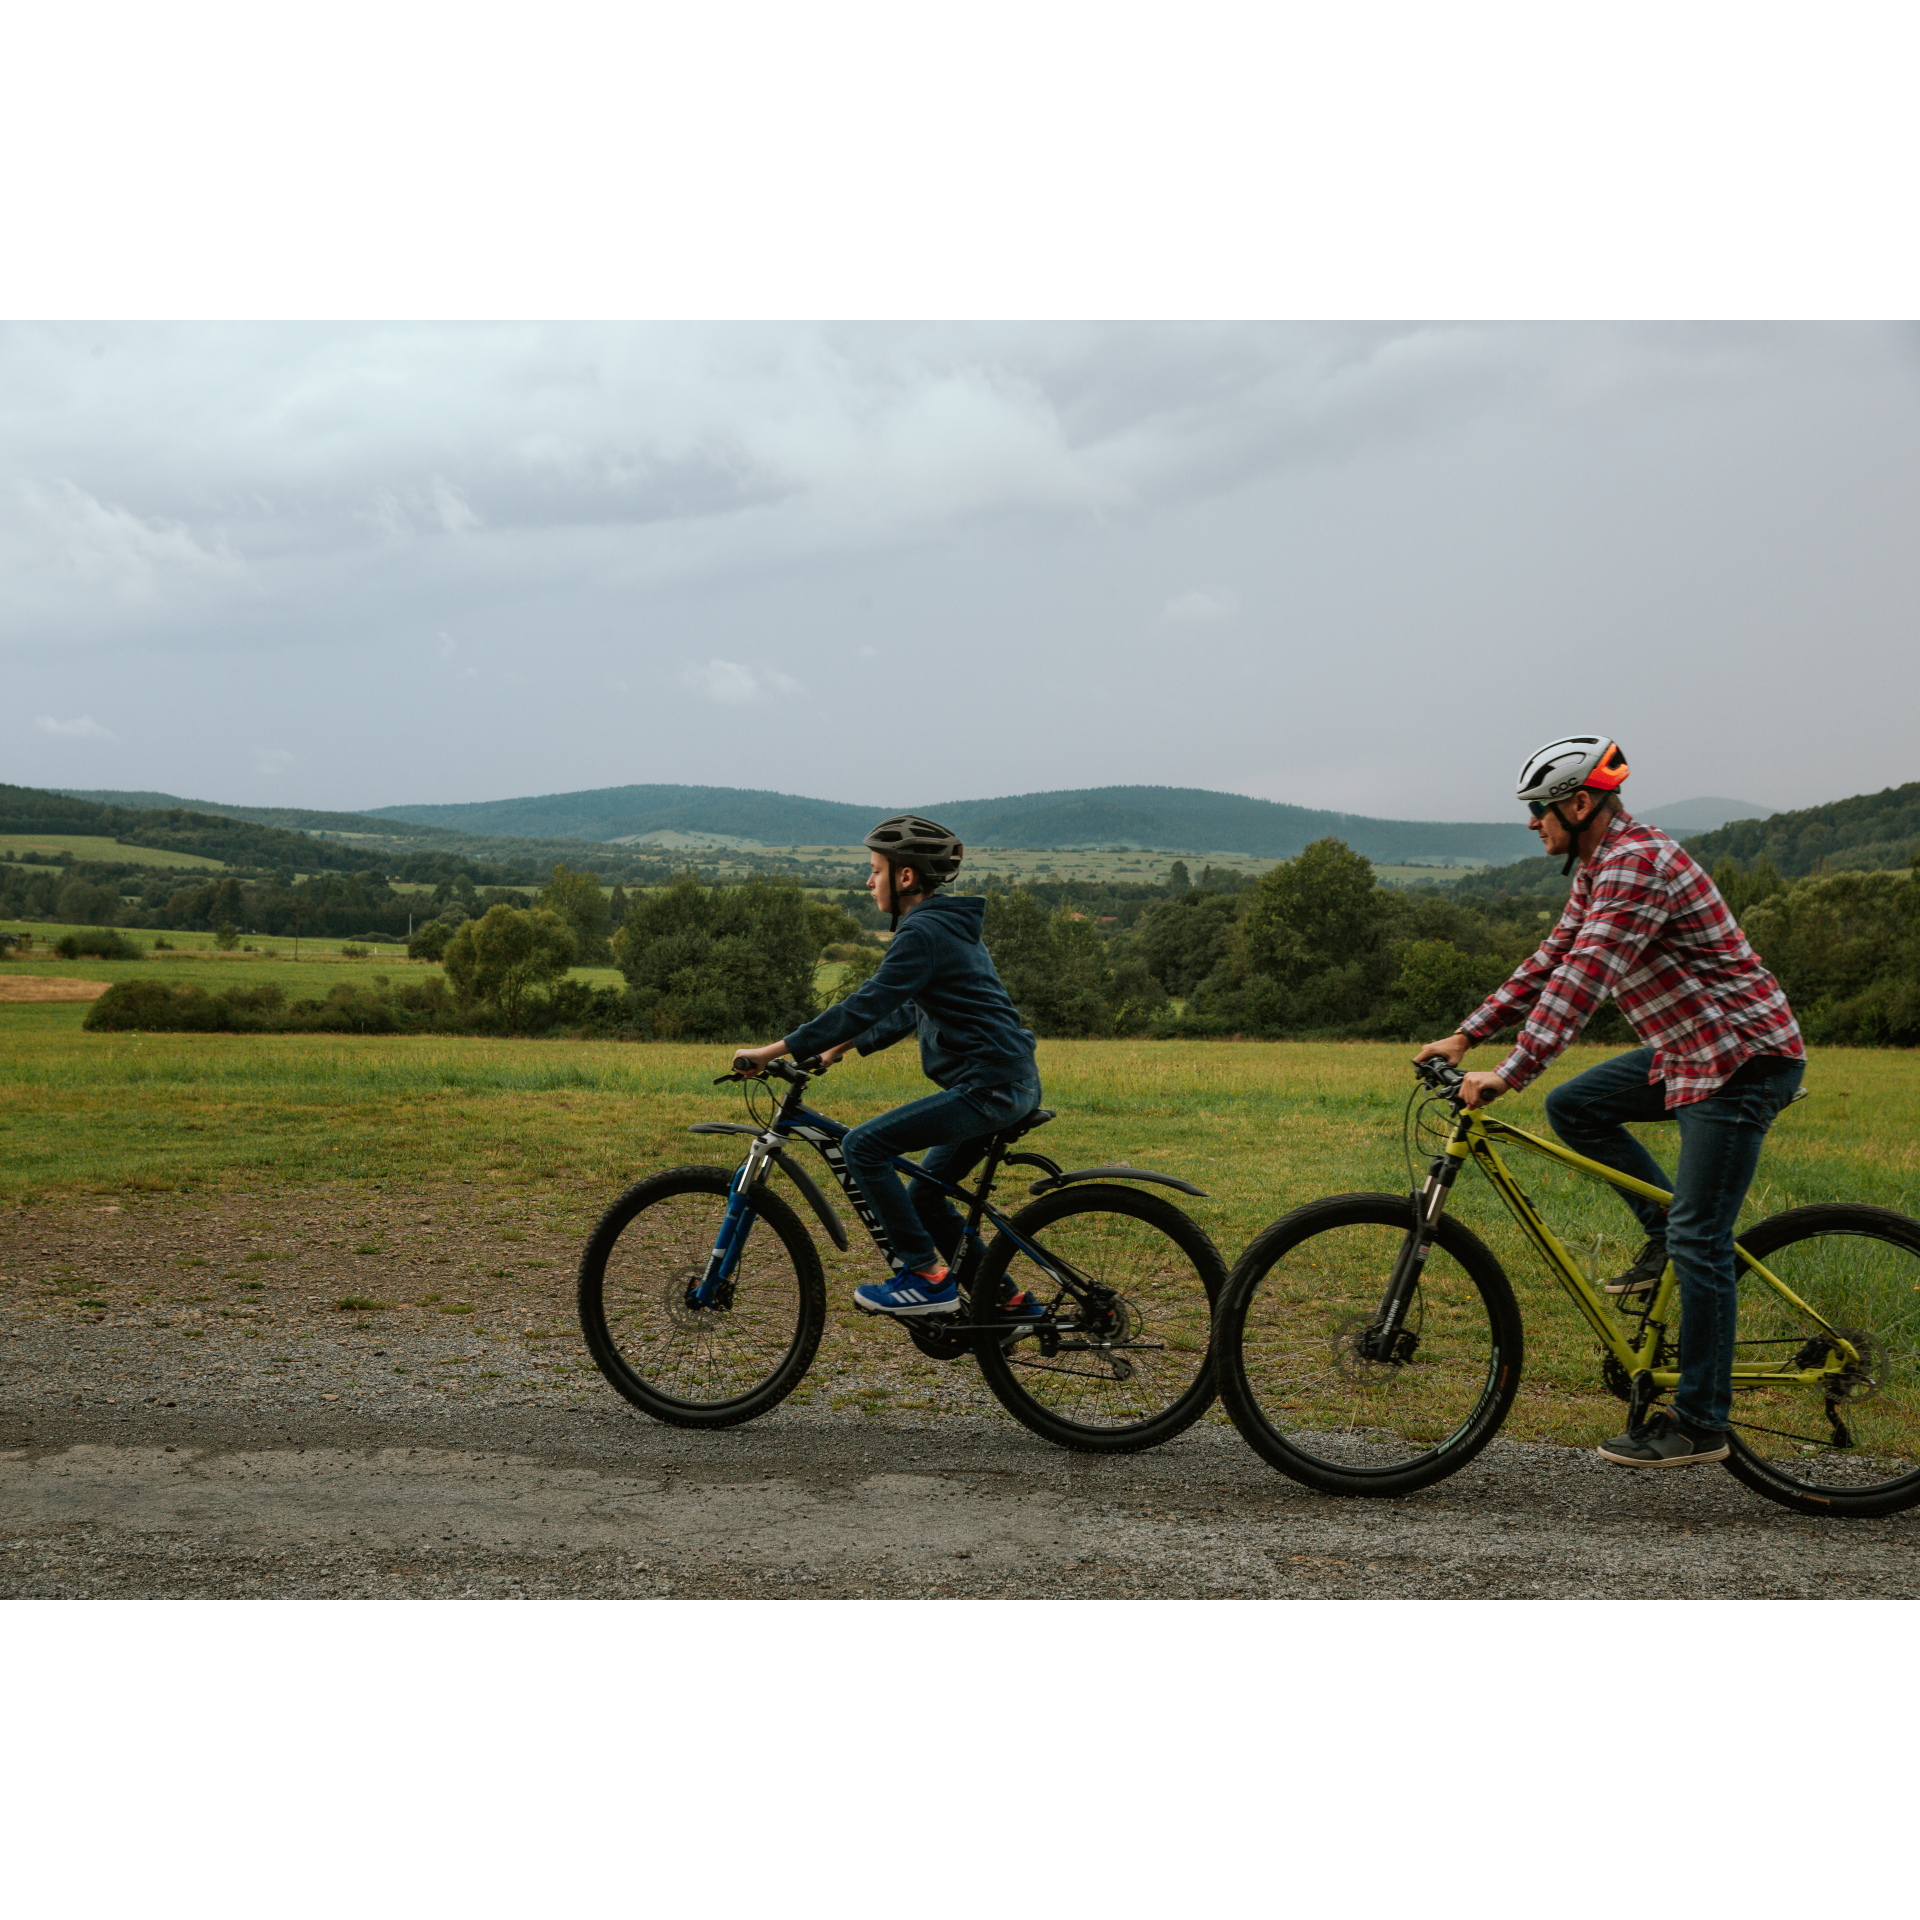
[
  {"left": 731, "top": 1041, "right": 789, "bottom": 1079},
  {"left": 1413, "top": 1033, "right": 1471, "bottom": 1069}
]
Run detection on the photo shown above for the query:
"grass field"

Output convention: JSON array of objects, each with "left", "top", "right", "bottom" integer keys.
[
  {"left": 1, "top": 835, "right": 226, "bottom": 870},
  {"left": 1, "top": 1001, "right": 1914, "bottom": 1442}
]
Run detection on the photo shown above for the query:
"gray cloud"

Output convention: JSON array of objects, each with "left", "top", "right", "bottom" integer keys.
[{"left": 5, "top": 322, "right": 1917, "bottom": 819}]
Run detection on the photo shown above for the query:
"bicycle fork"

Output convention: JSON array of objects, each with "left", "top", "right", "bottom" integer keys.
[
  {"left": 693, "top": 1135, "right": 778, "bottom": 1309},
  {"left": 1368, "top": 1141, "right": 1469, "bottom": 1362}
]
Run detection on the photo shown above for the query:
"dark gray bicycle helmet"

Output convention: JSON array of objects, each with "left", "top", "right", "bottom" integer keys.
[
  {"left": 863, "top": 814, "right": 965, "bottom": 883},
  {"left": 864, "top": 814, "right": 964, "bottom": 928}
]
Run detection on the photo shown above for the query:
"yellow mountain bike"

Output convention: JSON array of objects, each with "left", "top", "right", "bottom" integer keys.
[{"left": 1213, "top": 1057, "right": 1920, "bottom": 1518}]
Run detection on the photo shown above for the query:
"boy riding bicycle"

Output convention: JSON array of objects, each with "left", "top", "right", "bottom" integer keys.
[
  {"left": 1415, "top": 734, "right": 1805, "bottom": 1470},
  {"left": 731, "top": 815, "right": 1044, "bottom": 1320}
]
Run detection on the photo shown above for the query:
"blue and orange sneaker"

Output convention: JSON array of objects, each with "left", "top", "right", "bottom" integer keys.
[
  {"left": 999, "top": 1289, "right": 1046, "bottom": 1323},
  {"left": 854, "top": 1269, "right": 960, "bottom": 1317}
]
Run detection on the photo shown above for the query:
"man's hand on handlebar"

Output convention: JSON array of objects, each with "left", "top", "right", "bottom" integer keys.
[
  {"left": 1456, "top": 1070, "right": 1510, "bottom": 1110},
  {"left": 1413, "top": 1033, "right": 1507, "bottom": 1108}
]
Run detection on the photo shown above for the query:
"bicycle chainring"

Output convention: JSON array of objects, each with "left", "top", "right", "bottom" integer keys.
[
  {"left": 1601, "top": 1354, "right": 1635, "bottom": 1402},
  {"left": 904, "top": 1319, "right": 973, "bottom": 1362}
]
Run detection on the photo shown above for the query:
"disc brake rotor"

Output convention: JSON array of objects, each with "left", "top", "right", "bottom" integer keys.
[{"left": 663, "top": 1269, "right": 717, "bottom": 1329}]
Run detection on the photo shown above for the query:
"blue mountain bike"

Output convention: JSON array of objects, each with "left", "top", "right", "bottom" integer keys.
[{"left": 577, "top": 1056, "right": 1226, "bottom": 1452}]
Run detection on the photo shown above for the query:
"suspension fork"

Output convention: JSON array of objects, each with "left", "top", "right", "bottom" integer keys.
[
  {"left": 693, "top": 1080, "right": 807, "bottom": 1308},
  {"left": 1368, "top": 1129, "right": 1469, "bottom": 1358}
]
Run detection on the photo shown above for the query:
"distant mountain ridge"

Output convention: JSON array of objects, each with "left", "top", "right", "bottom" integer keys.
[
  {"left": 360, "top": 783, "right": 1542, "bottom": 866},
  {"left": 1630, "top": 796, "right": 1773, "bottom": 834}
]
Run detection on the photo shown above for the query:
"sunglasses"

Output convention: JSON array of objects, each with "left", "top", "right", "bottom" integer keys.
[{"left": 1527, "top": 801, "right": 1549, "bottom": 819}]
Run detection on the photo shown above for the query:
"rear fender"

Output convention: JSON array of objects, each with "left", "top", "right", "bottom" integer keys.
[{"left": 1026, "top": 1164, "right": 1207, "bottom": 1198}]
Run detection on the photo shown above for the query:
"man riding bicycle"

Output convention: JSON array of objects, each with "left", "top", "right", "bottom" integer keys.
[
  {"left": 1415, "top": 734, "right": 1805, "bottom": 1469},
  {"left": 731, "top": 814, "right": 1044, "bottom": 1321}
]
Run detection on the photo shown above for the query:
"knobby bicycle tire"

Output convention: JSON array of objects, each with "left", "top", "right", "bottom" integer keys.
[
  {"left": 971, "top": 1183, "right": 1226, "bottom": 1453},
  {"left": 1720, "top": 1202, "right": 1920, "bottom": 1518},
  {"left": 1214, "top": 1192, "right": 1523, "bottom": 1497},
  {"left": 577, "top": 1165, "right": 826, "bottom": 1429}
]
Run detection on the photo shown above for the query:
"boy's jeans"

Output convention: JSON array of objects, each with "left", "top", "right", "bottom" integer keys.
[
  {"left": 1542, "top": 1047, "right": 1803, "bottom": 1434},
  {"left": 842, "top": 1079, "right": 1043, "bottom": 1278}
]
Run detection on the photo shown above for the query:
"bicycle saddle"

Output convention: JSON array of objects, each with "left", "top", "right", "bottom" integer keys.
[{"left": 996, "top": 1106, "right": 1056, "bottom": 1143}]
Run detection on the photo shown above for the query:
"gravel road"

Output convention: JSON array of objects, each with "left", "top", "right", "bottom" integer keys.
[
  {"left": 8, "top": 1374, "right": 1919, "bottom": 1601},
  {"left": 6, "top": 1188, "right": 1918, "bottom": 1599}
]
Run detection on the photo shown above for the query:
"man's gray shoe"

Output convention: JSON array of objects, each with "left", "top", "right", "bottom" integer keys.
[
  {"left": 1597, "top": 1411, "right": 1730, "bottom": 1468},
  {"left": 1604, "top": 1237, "right": 1669, "bottom": 1297}
]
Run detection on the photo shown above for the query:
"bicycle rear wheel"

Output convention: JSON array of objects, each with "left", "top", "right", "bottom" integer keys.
[
  {"left": 1722, "top": 1203, "right": 1920, "bottom": 1518},
  {"left": 971, "top": 1184, "right": 1225, "bottom": 1453},
  {"left": 1214, "top": 1192, "right": 1522, "bottom": 1497},
  {"left": 577, "top": 1165, "right": 825, "bottom": 1428}
]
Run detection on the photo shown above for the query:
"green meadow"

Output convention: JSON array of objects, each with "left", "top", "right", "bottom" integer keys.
[
  {"left": 3, "top": 972, "right": 1916, "bottom": 1442},
  {"left": 6, "top": 912, "right": 1917, "bottom": 1445},
  {"left": 0, "top": 835, "right": 227, "bottom": 870}
]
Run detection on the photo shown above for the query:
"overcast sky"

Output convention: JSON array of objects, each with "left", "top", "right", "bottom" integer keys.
[{"left": 6, "top": 321, "right": 1916, "bottom": 822}]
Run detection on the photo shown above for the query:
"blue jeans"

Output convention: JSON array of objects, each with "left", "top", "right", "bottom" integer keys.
[
  {"left": 842, "top": 1079, "right": 1042, "bottom": 1277},
  {"left": 1542, "top": 1048, "right": 1804, "bottom": 1434}
]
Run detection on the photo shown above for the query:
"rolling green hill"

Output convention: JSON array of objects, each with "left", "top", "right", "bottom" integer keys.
[
  {"left": 1681, "top": 782, "right": 1920, "bottom": 877},
  {"left": 4, "top": 786, "right": 374, "bottom": 874},
  {"left": 360, "top": 782, "right": 1540, "bottom": 866}
]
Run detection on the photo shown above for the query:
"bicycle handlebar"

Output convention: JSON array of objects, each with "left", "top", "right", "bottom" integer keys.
[
  {"left": 1413, "top": 1057, "right": 1467, "bottom": 1097},
  {"left": 716, "top": 1054, "right": 828, "bottom": 1086}
]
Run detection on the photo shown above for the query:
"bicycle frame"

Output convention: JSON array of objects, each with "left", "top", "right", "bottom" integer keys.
[
  {"left": 692, "top": 1069, "right": 1072, "bottom": 1311},
  {"left": 1411, "top": 1083, "right": 1861, "bottom": 1412}
]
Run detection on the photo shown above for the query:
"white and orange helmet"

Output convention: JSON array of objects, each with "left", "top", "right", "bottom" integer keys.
[{"left": 1515, "top": 735, "right": 1630, "bottom": 811}]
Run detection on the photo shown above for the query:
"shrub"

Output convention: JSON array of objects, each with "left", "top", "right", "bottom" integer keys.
[
  {"left": 84, "top": 973, "right": 460, "bottom": 1035},
  {"left": 213, "top": 922, "right": 240, "bottom": 950},
  {"left": 54, "top": 928, "right": 141, "bottom": 960},
  {"left": 339, "top": 943, "right": 370, "bottom": 959}
]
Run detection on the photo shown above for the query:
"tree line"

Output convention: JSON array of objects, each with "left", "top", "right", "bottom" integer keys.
[{"left": 58, "top": 838, "right": 1920, "bottom": 1049}]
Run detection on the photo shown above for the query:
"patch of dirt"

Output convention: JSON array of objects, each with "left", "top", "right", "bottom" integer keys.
[
  {"left": 0, "top": 1179, "right": 1017, "bottom": 1422},
  {"left": 0, "top": 974, "right": 111, "bottom": 1002}
]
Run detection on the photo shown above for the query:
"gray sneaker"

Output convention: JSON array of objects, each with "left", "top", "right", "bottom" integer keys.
[
  {"left": 1604, "top": 1237, "right": 1669, "bottom": 1297},
  {"left": 1597, "top": 1411, "right": 1730, "bottom": 1468}
]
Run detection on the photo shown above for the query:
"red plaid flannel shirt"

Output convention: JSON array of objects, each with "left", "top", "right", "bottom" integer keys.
[{"left": 1458, "top": 811, "right": 1803, "bottom": 1108}]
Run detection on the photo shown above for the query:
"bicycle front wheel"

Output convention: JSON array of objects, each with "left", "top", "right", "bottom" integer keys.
[
  {"left": 971, "top": 1184, "right": 1225, "bottom": 1453},
  {"left": 1214, "top": 1193, "right": 1522, "bottom": 1497},
  {"left": 1722, "top": 1203, "right": 1920, "bottom": 1518},
  {"left": 577, "top": 1165, "right": 825, "bottom": 1428}
]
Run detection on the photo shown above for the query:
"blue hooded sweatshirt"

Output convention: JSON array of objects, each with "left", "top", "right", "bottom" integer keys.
[{"left": 783, "top": 894, "right": 1037, "bottom": 1091}]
